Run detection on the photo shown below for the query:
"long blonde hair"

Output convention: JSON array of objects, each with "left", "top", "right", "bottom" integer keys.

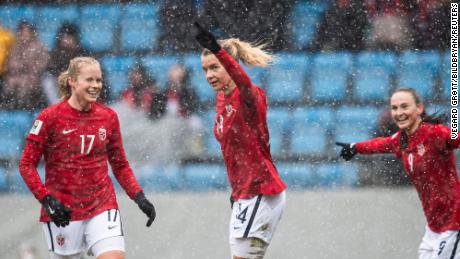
[
  {"left": 57, "top": 57, "right": 100, "bottom": 98},
  {"left": 202, "top": 38, "right": 274, "bottom": 67}
]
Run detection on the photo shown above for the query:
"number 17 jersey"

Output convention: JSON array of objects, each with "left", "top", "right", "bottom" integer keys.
[{"left": 21, "top": 100, "right": 141, "bottom": 222}]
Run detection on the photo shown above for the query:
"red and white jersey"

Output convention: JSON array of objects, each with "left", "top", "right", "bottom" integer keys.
[
  {"left": 19, "top": 100, "right": 142, "bottom": 222},
  {"left": 213, "top": 49, "right": 286, "bottom": 200},
  {"left": 355, "top": 123, "right": 460, "bottom": 232}
]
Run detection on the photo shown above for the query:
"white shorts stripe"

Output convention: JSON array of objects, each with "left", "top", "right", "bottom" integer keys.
[
  {"left": 243, "top": 195, "right": 262, "bottom": 238},
  {"left": 230, "top": 191, "right": 286, "bottom": 244},
  {"left": 450, "top": 231, "right": 460, "bottom": 259},
  {"left": 46, "top": 222, "right": 54, "bottom": 252}
]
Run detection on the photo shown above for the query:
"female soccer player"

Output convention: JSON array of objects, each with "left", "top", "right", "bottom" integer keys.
[
  {"left": 336, "top": 87, "right": 460, "bottom": 259},
  {"left": 194, "top": 22, "right": 287, "bottom": 259},
  {"left": 19, "top": 57, "right": 156, "bottom": 259}
]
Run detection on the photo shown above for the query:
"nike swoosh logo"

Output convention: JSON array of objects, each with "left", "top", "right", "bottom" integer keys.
[
  {"left": 108, "top": 225, "right": 118, "bottom": 230},
  {"left": 62, "top": 129, "right": 76, "bottom": 134}
]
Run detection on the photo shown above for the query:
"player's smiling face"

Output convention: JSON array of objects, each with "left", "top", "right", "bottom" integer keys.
[
  {"left": 201, "top": 54, "right": 234, "bottom": 95},
  {"left": 69, "top": 63, "right": 102, "bottom": 110},
  {"left": 390, "top": 91, "right": 423, "bottom": 134}
]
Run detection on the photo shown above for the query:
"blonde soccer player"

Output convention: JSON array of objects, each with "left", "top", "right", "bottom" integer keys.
[
  {"left": 194, "top": 22, "right": 287, "bottom": 259},
  {"left": 19, "top": 57, "right": 155, "bottom": 259}
]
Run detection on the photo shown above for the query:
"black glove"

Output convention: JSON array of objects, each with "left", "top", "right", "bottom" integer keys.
[
  {"left": 336, "top": 142, "right": 357, "bottom": 161},
  {"left": 230, "top": 196, "right": 234, "bottom": 209},
  {"left": 194, "top": 21, "right": 221, "bottom": 53},
  {"left": 134, "top": 192, "right": 156, "bottom": 227},
  {"left": 41, "top": 195, "right": 72, "bottom": 227}
]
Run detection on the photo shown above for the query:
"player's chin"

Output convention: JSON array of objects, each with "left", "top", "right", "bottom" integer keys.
[
  {"left": 395, "top": 121, "right": 409, "bottom": 130},
  {"left": 86, "top": 95, "right": 99, "bottom": 102},
  {"left": 210, "top": 85, "right": 221, "bottom": 92}
]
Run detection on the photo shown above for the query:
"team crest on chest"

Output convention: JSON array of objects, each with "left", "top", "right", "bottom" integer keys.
[
  {"left": 99, "top": 127, "right": 106, "bottom": 141},
  {"left": 56, "top": 233, "right": 65, "bottom": 246},
  {"left": 417, "top": 144, "right": 425, "bottom": 156}
]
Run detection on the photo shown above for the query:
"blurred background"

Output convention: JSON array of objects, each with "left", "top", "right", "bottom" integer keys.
[
  {"left": 0, "top": 0, "right": 453, "bottom": 257},
  {"left": 0, "top": 0, "right": 451, "bottom": 193}
]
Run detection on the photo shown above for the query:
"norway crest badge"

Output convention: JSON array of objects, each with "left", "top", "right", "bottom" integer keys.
[
  {"left": 56, "top": 233, "right": 65, "bottom": 246},
  {"left": 225, "top": 104, "right": 234, "bottom": 117},
  {"left": 417, "top": 144, "right": 425, "bottom": 156},
  {"left": 99, "top": 127, "right": 106, "bottom": 141}
]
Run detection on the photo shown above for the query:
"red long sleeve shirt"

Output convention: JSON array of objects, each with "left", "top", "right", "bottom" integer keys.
[
  {"left": 213, "top": 49, "right": 286, "bottom": 200},
  {"left": 355, "top": 123, "right": 460, "bottom": 232},
  {"left": 19, "top": 100, "right": 142, "bottom": 222}
]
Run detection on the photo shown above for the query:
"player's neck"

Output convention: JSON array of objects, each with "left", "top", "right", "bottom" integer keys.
[
  {"left": 406, "top": 118, "right": 423, "bottom": 135},
  {"left": 67, "top": 97, "right": 92, "bottom": 112},
  {"left": 222, "top": 81, "right": 236, "bottom": 96}
]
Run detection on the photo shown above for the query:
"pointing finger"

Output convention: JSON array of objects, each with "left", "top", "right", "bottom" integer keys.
[{"left": 335, "top": 142, "right": 347, "bottom": 147}]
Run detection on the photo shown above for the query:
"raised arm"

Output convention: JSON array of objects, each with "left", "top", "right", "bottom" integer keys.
[
  {"left": 214, "top": 49, "right": 252, "bottom": 91},
  {"left": 194, "top": 22, "right": 255, "bottom": 104}
]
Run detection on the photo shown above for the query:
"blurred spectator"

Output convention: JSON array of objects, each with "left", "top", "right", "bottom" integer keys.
[
  {"left": 48, "top": 22, "right": 87, "bottom": 78},
  {"left": 0, "top": 22, "right": 15, "bottom": 94},
  {"left": 43, "top": 22, "right": 88, "bottom": 105},
  {"left": 111, "top": 64, "right": 165, "bottom": 168},
  {"left": 157, "top": 0, "right": 199, "bottom": 53},
  {"left": 310, "top": 0, "right": 368, "bottom": 51},
  {"left": 121, "top": 63, "right": 166, "bottom": 120},
  {"left": 164, "top": 64, "right": 200, "bottom": 119},
  {"left": 366, "top": 0, "right": 415, "bottom": 51},
  {"left": 1, "top": 21, "right": 49, "bottom": 111},
  {"left": 200, "top": 0, "right": 292, "bottom": 51},
  {"left": 111, "top": 63, "right": 203, "bottom": 168},
  {"left": 412, "top": 0, "right": 450, "bottom": 50},
  {"left": 163, "top": 63, "right": 203, "bottom": 157}
]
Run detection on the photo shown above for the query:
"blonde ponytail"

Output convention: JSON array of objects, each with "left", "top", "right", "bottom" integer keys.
[
  {"left": 57, "top": 71, "right": 71, "bottom": 98},
  {"left": 202, "top": 38, "right": 275, "bottom": 67},
  {"left": 57, "top": 57, "right": 100, "bottom": 98}
]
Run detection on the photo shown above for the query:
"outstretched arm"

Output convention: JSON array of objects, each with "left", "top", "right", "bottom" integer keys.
[
  {"left": 336, "top": 136, "right": 397, "bottom": 161},
  {"left": 433, "top": 124, "right": 460, "bottom": 150},
  {"left": 355, "top": 136, "right": 397, "bottom": 154}
]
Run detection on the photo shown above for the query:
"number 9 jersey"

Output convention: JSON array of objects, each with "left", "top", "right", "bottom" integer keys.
[
  {"left": 354, "top": 123, "right": 460, "bottom": 233},
  {"left": 19, "top": 100, "right": 142, "bottom": 223}
]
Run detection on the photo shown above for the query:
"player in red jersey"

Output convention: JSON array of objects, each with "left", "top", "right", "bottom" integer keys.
[
  {"left": 194, "top": 22, "right": 286, "bottom": 259},
  {"left": 19, "top": 57, "right": 155, "bottom": 259},
  {"left": 337, "top": 87, "right": 460, "bottom": 259}
]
